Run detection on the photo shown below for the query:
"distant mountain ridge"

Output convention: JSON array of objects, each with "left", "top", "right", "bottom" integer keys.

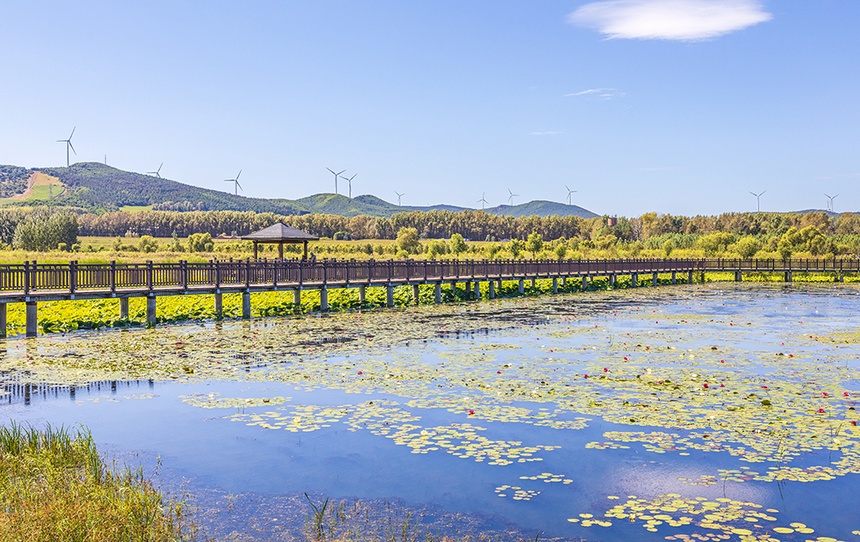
[{"left": 0, "top": 162, "right": 599, "bottom": 219}]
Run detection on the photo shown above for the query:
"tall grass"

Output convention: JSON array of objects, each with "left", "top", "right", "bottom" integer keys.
[{"left": 0, "top": 422, "right": 190, "bottom": 542}]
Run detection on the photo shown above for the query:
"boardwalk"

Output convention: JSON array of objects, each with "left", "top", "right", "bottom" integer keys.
[{"left": 1, "top": 257, "right": 856, "bottom": 337}]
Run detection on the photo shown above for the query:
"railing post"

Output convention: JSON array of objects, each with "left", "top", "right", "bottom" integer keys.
[
  {"left": 146, "top": 260, "right": 153, "bottom": 291},
  {"left": 24, "top": 261, "right": 30, "bottom": 295},
  {"left": 69, "top": 260, "right": 77, "bottom": 294},
  {"left": 110, "top": 260, "right": 117, "bottom": 293},
  {"left": 180, "top": 260, "right": 188, "bottom": 290},
  {"left": 245, "top": 259, "right": 251, "bottom": 288}
]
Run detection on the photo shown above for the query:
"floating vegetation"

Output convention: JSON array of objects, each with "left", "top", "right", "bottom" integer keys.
[{"left": 180, "top": 392, "right": 290, "bottom": 409}]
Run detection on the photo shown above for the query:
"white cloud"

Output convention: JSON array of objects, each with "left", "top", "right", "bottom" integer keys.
[
  {"left": 530, "top": 130, "right": 562, "bottom": 136},
  {"left": 564, "top": 88, "right": 626, "bottom": 100},
  {"left": 568, "top": 0, "right": 772, "bottom": 41}
]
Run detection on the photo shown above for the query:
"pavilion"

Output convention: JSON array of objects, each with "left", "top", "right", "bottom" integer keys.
[{"left": 242, "top": 223, "right": 319, "bottom": 260}]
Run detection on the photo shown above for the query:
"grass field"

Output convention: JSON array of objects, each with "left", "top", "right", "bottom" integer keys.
[{"left": 0, "top": 172, "right": 64, "bottom": 204}]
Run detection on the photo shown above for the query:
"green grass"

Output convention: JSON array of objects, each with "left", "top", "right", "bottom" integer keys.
[
  {"left": 120, "top": 205, "right": 154, "bottom": 213},
  {"left": 0, "top": 422, "right": 189, "bottom": 542}
]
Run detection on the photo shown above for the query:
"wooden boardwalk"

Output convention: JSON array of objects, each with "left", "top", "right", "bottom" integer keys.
[{"left": 1, "top": 257, "right": 856, "bottom": 337}]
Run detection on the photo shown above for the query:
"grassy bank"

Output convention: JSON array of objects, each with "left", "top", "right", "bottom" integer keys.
[{"left": 0, "top": 423, "right": 188, "bottom": 542}]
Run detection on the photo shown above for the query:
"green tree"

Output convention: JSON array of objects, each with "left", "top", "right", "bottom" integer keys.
[
  {"left": 186, "top": 232, "right": 214, "bottom": 252},
  {"left": 526, "top": 232, "right": 544, "bottom": 258},
  {"left": 448, "top": 233, "right": 467, "bottom": 256},
  {"left": 734, "top": 236, "right": 762, "bottom": 259},
  {"left": 12, "top": 211, "right": 79, "bottom": 251},
  {"left": 395, "top": 227, "right": 421, "bottom": 254},
  {"left": 508, "top": 239, "right": 525, "bottom": 259},
  {"left": 138, "top": 235, "right": 159, "bottom": 253}
]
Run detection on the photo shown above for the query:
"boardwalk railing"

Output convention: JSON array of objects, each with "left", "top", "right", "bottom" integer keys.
[{"left": 2, "top": 258, "right": 703, "bottom": 298}]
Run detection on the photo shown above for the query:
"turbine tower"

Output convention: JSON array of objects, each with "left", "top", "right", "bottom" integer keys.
[
  {"left": 225, "top": 170, "right": 243, "bottom": 195},
  {"left": 477, "top": 192, "right": 488, "bottom": 210},
  {"left": 507, "top": 188, "right": 519, "bottom": 206},
  {"left": 341, "top": 173, "right": 357, "bottom": 199},
  {"left": 148, "top": 163, "right": 163, "bottom": 178},
  {"left": 825, "top": 193, "right": 839, "bottom": 212},
  {"left": 749, "top": 190, "right": 766, "bottom": 212},
  {"left": 565, "top": 185, "right": 577, "bottom": 205},
  {"left": 326, "top": 167, "right": 345, "bottom": 195},
  {"left": 57, "top": 127, "right": 76, "bottom": 167},
  {"left": 395, "top": 191, "right": 405, "bottom": 206}
]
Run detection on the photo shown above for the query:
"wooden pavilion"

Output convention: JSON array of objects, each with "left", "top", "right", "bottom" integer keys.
[{"left": 242, "top": 223, "right": 319, "bottom": 260}]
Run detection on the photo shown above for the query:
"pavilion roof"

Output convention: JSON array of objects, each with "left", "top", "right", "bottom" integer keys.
[{"left": 241, "top": 223, "right": 319, "bottom": 242}]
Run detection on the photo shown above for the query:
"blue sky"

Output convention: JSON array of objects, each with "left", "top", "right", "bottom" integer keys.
[{"left": 1, "top": 0, "right": 858, "bottom": 217}]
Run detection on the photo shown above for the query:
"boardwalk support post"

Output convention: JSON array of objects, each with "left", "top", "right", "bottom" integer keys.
[
  {"left": 387, "top": 284, "right": 395, "bottom": 308},
  {"left": 518, "top": 279, "right": 525, "bottom": 295},
  {"left": 0, "top": 303, "right": 6, "bottom": 339},
  {"left": 488, "top": 280, "right": 496, "bottom": 299},
  {"left": 412, "top": 284, "right": 420, "bottom": 305},
  {"left": 785, "top": 271, "right": 792, "bottom": 282},
  {"left": 671, "top": 271, "right": 677, "bottom": 284},
  {"left": 473, "top": 281, "right": 480, "bottom": 300},
  {"left": 735, "top": 271, "right": 742, "bottom": 282},
  {"left": 320, "top": 288, "right": 329, "bottom": 311},
  {"left": 146, "top": 295, "right": 156, "bottom": 326},
  {"left": 610, "top": 274, "right": 616, "bottom": 288},
  {"left": 242, "top": 291, "right": 251, "bottom": 319},
  {"left": 582, "top": 275, "right": 588, "bottom": 292},
  {"left": 119, "top": 298, "right": 129, "bottom": 320},
  {"left": 552, "top": 278, "right": 558, "bottom": 294},
  {"left": 214, "top": 291, "right": 223, "bottom": 319},
  {"left": 653, "top": 272, "right": 659, "bottom": 286},
  {"left": 25, "top": 301, "right": 37, "bottom": 337},
  {"left": 632, "top": 273, "right": 638, "bottom": 288},
  {"left": 688, "top": 270, "right": 694, "bottom": 283},
  {"left": 294, "top": 288, "right": 301, "bottom": 307},
  {"left": 359, "top": 285, "right": 366, "bottom": 306}
]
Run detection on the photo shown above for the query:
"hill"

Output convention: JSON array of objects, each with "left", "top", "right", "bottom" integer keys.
[
  {"left": 0, "top": 162, "right": 599, "bottom": 218},
  {"left": 485, "top": 200, "right": 599, "bottom": 219}
]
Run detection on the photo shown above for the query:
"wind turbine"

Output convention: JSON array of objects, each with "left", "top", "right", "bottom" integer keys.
[
  {"left": 224, "top": 170, "right": 243, "bottom": 195},
  {"left": 749, "top": 190, "right": 766, "bottom": 212},
  {"left": 340, "top": 173, "right": 357, "bottom": 199},
  {"left": 477, "top": 192, "right": 488, "bottom": 210},
  {"left": 57, "top": 127, "right": 76, "bottom": 167},
  {"left": 394, "top": 191, "right": 405, "bottom": 206},
  {"left": 507, "top": 188, "right": 519, "bottom": 206},
  {"left": 148, "top": 163, "right": 163, "bottom": 178},
  {"left": 326, "top": 167, "right": 345, "bottom": 195},
  {"left": 565, "top": 185, "right": 577, "bottom": 205},
  {"left": 825, "top": 193, "right": 839, "bottom": 212}
]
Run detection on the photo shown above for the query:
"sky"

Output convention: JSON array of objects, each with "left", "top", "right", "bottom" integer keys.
[{"left": 1, "top": 0, "right": 858, "bottom": 217}]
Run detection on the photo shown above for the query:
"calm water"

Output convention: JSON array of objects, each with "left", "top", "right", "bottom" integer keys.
[{"left": 3, "top": 283, "right": 859, "bottom": 541}]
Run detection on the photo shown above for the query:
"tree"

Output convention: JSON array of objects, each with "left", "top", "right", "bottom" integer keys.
[
  {"left": 12, "top": 211, "right": 79, "bottom": 252},
  {"left": 138, "top": 235, "right": 159, "bottom": 253},
  {"left": 186, "top": 232, "right": 214, "bottom": 252},
  {"left": 508, "top": 239, "right": 525, "bottom": 259},
  {"left": 448, "top": 233, "right": 467, "bottom": 256},
  {"left": 395, "top": 227, "right": 421, "bottom": 255},
  {"left": 526, "top": 232, "right": 544, "bottom": 258},
  {"left": 734, "top": 236, "right": 762, "bottom": 259}
]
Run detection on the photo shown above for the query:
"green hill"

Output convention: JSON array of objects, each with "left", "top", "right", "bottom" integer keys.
[
  {"left": 0, "top": 162, "right": 599, "bottom": 218},
  {"left": 485, "top": 200, "right": 598, "bottom": 219}
]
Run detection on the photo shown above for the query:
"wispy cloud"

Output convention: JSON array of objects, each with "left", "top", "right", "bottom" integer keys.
[
  {"left": 568, "top": 0, "right": 772, "bottom": 41},
  {"left": 529, "top": 130, "right": 562, "bottom": 136},
  {"left": 564, "top": 88, "right": 626, "bottom": 100}
]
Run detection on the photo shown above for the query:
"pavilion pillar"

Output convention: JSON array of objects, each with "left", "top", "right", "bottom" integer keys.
[
  {"left": 386, "top": 284, "right": 395, "bottom": 308},
  {"left": 434, "top": 282, "right": 442, "bottom": 303},
  {"left": 412, "top": 284, "right": 420, "bottom": 305},
  {"left": 242, "top": 291, "right": 251, "bottom": 319},
  {"left": 303, "top": 241, "right": 309, "bottom": 260},
  {"left": 0, "top": 303, "right": 5, "bottom": 339},
  {"left": 214, "top": 291, "right": 223, "bottom": 319},
  {"left": 278, "top": 242, "right": 284, "bottom": 260},
  {"left": 253, "top": 242, "right": 258, "bottom": 260},
  {"left": 146, "top": 295, "right": 156, "bottom": 326},
  {"left": 119, "top": 297, "right": 129, "bottom": 319},
  {"left": 359, "top": 286, "right": 366, "bottom": 306},
  {"left": 320, "top": 288, "right": 328, "bottom": 311}
]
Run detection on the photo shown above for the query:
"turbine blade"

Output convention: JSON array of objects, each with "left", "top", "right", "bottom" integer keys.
[
  {"left": 68, "top": 141, "right": 76, "bottom": 155},
  {"left": 326, "top": 167, "right": 336, "bottom": 175},
  {"left": 337, "top": 169, "right": 346, "bottom": 176},
  {"left": 69, "top": 126, "right": 76, "bottom": 139},
  {"left": 236, "top": 181, "right": 243, "bottom": 192},
  {"left": 236, "top": 169, "right": 242, "bottom": 180}
]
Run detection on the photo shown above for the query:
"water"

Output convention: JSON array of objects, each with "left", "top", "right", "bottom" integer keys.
[{"left": 2, "top": 283, "right": 859, "bottom": 541}]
